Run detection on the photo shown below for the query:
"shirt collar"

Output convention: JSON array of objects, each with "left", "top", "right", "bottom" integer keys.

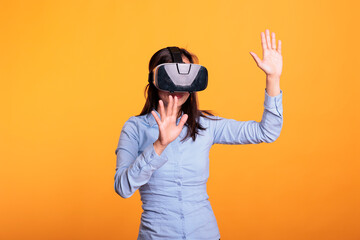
[{"left": 146, "top": 108, "right": 184, "bottom": 127}]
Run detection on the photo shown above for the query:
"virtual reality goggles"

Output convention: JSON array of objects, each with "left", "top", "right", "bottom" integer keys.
[{"left": 148, "top": 47, "right": 208, "bottom": 93}]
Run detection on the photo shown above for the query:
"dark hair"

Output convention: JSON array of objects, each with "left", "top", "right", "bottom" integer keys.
[{"left": 136, "top": 47, "right": 219, "bottom": 142}]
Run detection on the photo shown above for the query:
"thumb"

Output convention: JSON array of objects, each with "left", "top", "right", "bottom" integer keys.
[
  {"left": 249, "top": 51, "right": 262, "bottom": 66},
  {"left": 177, "top": 114, "right": 188, "bottom": 129},
  {"left": 151, "top": 110, "right": 161, "bottom": 126}
]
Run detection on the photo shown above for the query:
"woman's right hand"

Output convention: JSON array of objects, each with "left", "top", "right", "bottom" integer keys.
[{"left": 151, "top": 95, "right": 188, "bottom": 149}]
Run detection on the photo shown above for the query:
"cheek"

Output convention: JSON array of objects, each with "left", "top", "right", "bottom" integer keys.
[
  {"left": 158, "top": 92, "right": 169, "bottom": 103},
  {"left": 180, "top": 94, "right": 190, "bottom": 103}
]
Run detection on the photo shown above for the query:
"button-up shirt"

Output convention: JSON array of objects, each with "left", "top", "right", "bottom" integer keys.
[{"left": 114, "top": 89, "right": 283, "bottom": 240}]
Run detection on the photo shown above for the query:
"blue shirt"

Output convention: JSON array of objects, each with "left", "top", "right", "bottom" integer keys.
[{"left": 114, "top": 89, "right": 283, "bottom": 240}]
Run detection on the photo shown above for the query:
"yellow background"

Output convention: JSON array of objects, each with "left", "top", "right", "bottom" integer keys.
[{"left": 1, "top": 0, "right": 359, "bottom": 239}]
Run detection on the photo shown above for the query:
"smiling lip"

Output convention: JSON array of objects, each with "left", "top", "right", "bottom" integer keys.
[{"left": 170, "top": 93, "right": 184, "bottom": 99}]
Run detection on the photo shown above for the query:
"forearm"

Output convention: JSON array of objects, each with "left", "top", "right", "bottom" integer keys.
[
  {"left": 114, "top": 143, "right": 168, "bottom": 198},
  {"left": 266, "top": 75, "right": 281, "bottom": 97}
]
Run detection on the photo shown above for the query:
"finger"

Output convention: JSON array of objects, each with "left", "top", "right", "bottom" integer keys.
[
  {"left": 172, "top": 96, "right": 178, "bottom": 118},
  {"left": 278, "top": 39, "right": 281, "bottom": 54},
  {"left": 266, "top": 29, "right": 271, "bottom": 49},
  {"left": 151, "top": 110, "right": 161, "bottom": 126},
  {"left": 167, "top": 95, "right": 173, "bottom": 116},
  {"left": 177, "top": 114, "right": 188, "bottom": 128},
  {"left": 261, "top": 32, "right": 267, "bottom": 52},
  {"left": 159, "top": 100, "right": 165, "bottom": 120},
  {"left": 271, "top": 32, "right": 276, "bottom": 49},
  {"left": 249, "top": 52, "right": 262, "bottom": 66}
]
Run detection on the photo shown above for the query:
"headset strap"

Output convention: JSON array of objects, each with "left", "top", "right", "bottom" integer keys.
[
  {"left": 148, "top": 47, "right": 184, "bottom": 85},
  {"left": 167, "top": 47, "right": 184, "bottom": 63}
]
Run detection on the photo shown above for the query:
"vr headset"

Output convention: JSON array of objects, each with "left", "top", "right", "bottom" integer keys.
[{"left": 148, "top": 46, "right": 208, "bottom": 93}]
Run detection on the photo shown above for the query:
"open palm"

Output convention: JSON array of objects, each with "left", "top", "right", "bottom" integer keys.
[
  {"left": 250, "top": 29, "right": 283, "bottom": 77},
  {"left": 151, "top": 95, "right": 188, "bottom": 146}
]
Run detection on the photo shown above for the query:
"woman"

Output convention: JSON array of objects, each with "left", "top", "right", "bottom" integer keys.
[{"left": 114, "top": 29, "right": 283, "bottom": 240}]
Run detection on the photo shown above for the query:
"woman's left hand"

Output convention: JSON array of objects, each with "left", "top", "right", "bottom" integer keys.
[{"left": 249, "top": 29, "right": 282, "bottom": 78}]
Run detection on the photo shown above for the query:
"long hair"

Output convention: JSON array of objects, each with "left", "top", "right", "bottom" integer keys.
[{"left": 136, "top": 47, "right": 220, "bottom": 143}]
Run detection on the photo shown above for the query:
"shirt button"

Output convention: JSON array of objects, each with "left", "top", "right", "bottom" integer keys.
[
  {"left": 177, "top": 180, "right": 181, "bottom": 186},
  {"left": 182, "top": 235, "right": 186, "bottom": 239}
]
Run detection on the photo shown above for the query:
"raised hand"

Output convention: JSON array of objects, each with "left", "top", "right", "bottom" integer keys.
[
  {"left": 151, "top": 95, "right": 188, "bottom": 148},
  {"left": 249, "top": 29, "right": 283, "bottom": 78}
]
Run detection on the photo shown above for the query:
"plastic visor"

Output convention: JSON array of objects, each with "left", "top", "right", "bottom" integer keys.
[{"left": 149, "top": 63, "right": 208, "bottom": 93}]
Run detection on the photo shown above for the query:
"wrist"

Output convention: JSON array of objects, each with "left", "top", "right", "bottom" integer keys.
[
  {"left": 265, "top": 76, "right": 281, "bottom": 97},
  {"left": 153, "top": 139, "right": 167, "bottom": 156},
  {"left": 266, "top": 74, "right": 281, "bottom": 82},
  {"left": 154, "top": 139, "right": 167, "bottom": 149}
]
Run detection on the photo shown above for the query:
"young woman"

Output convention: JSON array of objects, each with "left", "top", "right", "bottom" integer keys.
[{"left": 114, "top": 29, "right": 283, "bottom": 240}]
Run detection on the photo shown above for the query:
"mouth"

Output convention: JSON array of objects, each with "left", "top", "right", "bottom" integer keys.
[{"left": 170, "top": 93, "right": 185, "bottom": 99}]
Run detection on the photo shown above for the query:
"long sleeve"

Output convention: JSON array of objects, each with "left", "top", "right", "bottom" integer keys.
[
  {"left": 212, "top": 89, "right": 283, "bottom": 145},
  {"left": 114, "top": 116, "right": 168, "bottom": 198}
]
